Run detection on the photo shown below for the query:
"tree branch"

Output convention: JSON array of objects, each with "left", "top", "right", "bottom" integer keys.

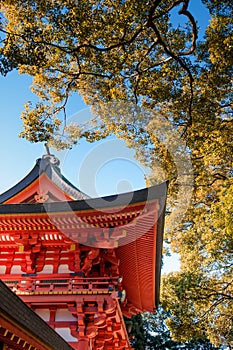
[
  {"left": 152, "top": 0, "right": 198, "bottom": 56},
  {"left": 177, "top": 0, "right": 198, "bottom": 56},
  {"left": 146, "top": 18, "right": 194, "bottom": 127}
]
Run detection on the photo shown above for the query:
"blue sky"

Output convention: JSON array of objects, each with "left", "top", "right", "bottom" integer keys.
[
  {"left": 0, "top": 0, "right": 209, "bottom": 196},
  {"left": 0, "top": 0, "right": 209, "bottom": 273},
  {"left": 0, "top": 71, "right": 148, "bottom": 197},
  {"left": 0, "top": 73, "right": 178, "bottom": 273}
]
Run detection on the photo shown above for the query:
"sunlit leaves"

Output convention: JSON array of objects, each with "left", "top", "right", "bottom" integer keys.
[
  {"left": 0, "top": 0, "right": 202, "bottom": 145},
  {"left": 162, "top": 268, "right": 233, "bottom": 346},
  {"left": 0, "top": 0, "right": 233, "bottom": 346}
]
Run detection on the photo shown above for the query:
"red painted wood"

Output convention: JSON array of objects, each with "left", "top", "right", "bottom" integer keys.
[{"left": 0, "top": 159, "right": 166, "bottom": 349}]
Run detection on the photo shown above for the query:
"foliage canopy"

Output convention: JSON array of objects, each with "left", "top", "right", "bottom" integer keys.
[
  {"left": 127, "top": 310, "right": 225, "bottom": 349},
  {"left": 0, "top": 0, "right": 232, "bottom": 347}
]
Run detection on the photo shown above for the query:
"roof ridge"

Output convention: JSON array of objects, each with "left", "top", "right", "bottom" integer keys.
[{"left": 0, "top": 155, "right": 89, "bottom": 203}]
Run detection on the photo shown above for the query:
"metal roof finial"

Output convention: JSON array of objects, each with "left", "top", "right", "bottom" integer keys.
[{"left": 45, "top": 143, "right": 51, "bottom": 155}]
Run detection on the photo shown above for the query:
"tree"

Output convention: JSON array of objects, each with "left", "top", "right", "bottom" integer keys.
[
  {"left": 126, "top": 309, "right": 225, "bottom": 349},
  {"left": 161, "top": 182, "right": 233, "bottom": 347},
  {"left": 0, "top": 0, "right": 231, "bottom": 147},
  {"left": 0, "top": 0, "right": 232, "bottom": 347}
]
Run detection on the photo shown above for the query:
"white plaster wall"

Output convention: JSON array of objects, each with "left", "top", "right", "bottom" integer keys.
[
  {"left": 58, "top": 264, "right": 71, "bottom": 273},
  {"left": 0, "top": 266, "right": 6, "bottom": 273},
  {"left": 10, "top": 265, "right": 22, "bottom": 274},
  {"left": 55, "top": 328, "right": 77, "bottom": 342},
  {"left": 55, "top": 309, "right": 77, "bottom": 321},
  {"left": 34, "top": 308, "right": 50, "bottom": 321},
  {"left": 40, "top": 264, "right": 53, "bottom": 274}
]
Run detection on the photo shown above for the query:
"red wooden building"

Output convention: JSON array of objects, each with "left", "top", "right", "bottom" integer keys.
[
  {"left": 0, "top": 279, "right": 73, "bottom": 350},
  {"left": 0, "top": 154, "right": 168, "bottom": 350}
]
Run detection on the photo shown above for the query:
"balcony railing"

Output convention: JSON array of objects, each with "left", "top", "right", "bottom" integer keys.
[{"left": 2, "top": 275, "right": 119, "bottom": 294}]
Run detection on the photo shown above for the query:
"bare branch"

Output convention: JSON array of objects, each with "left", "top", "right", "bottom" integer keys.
[
  {"left": 177, "top": 0, "right": 198, "bottom": 56},
  {"left": 146, "top": 17, "right": 194, "bottom": 127}
]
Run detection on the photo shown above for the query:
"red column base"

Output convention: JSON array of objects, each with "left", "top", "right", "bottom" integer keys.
[{"left": 77, "top": 339, "right": 89, "bottom": 350}]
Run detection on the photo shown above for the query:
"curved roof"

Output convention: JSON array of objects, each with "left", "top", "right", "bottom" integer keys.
[
  {"left": 0, "top": 181, "right": 168, "bottom": 313},
  {"left": 0, "top": 154, "right": 89, "bottom": 204},
  {"left": 0, "top": 155, "right": 168, "bottom": 315},
  {"left": 0, "top": 280, "right": 73, "bottom": 350}
]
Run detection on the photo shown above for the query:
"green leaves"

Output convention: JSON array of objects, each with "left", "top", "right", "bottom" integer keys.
[
  {"left": 127, "top": 308, "right": 224, "bottom": 349},
  {"left": 161, "top": 180, "right": 233, "bottom": 347},
  {"left": 0, "top": 0, "right": 203, "bottom": 145},
  {"left": 162, "top": 269, "right": 233, "bottom": 346},
  {"left": 0, "top": 0, "right": 232, "bottom": 346}
]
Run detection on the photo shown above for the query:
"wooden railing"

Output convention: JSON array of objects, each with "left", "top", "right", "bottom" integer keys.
[{"left": 3, "top": 276, "right": 119, "bottom": 294}]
